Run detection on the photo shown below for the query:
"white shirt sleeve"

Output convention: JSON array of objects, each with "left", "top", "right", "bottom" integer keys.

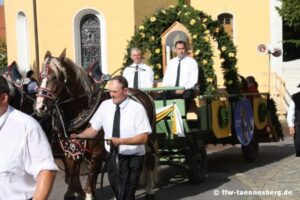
[
  {"left": 90, "top": 103, "right": 104, "bottom": 131},
  {"left": 185, "top": 59, "right": 198, "bottom": 89},
  {"left": 122, "top": 67, "right": 132, "bottom": 86},
  {"left": 287, "top": 100, "right": 295, "bottom": 127},
  {"left": 134, "top": 105, "right": 152, "bottom": 135},
  {"left": 23, "top": 126, "right": 58, "bottom": 179},
  {"left": 144, "top": 66, "right": 154, "bottom": 88}
]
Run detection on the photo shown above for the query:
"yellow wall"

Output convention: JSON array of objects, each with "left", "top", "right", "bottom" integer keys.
[
  {"left": 4, "top": 0, "right": 36, "bottom": 72},
  {"left": 5, "top": 0, "right": 272, "bottom": 92},
  {"left": 5, "top": 0, "right": 136, "bottom": 74},
  {"left": 134, "top": 0, "right": 178, "bottom": 26},
  {"left": 191, "top": 0, "right": 271, "bottom": 92}
]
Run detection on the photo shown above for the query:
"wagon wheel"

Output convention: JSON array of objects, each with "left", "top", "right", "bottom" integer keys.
[
  {"left": 185, "top": 138, "right": 207, "bottom": 184},
  {"left": 241, "top": 137, "right": 259, "bottom": 162}
]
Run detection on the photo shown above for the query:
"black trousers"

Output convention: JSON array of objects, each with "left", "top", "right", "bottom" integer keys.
[
  {"left": 155, "top": 89, "right": 194, "bottom": 110},
  {"left": 107, "top": 153, "right": 144, "bottom": 200},
  {"left": 156, "top": 89, "right": 194, "bottom": 100}
]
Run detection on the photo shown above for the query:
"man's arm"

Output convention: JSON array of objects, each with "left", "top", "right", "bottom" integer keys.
[
  {"left": 287, "top": 100, "right": 296, "bottom": 135},
  {"left": 71, "top": 126, "right": 99, "bottom": 139},
  {"left": 110, "top": 133, "right": 148, "bottom": 146},
  {"left": 185, "top": 59, "right": 198, "bottom": 89},
  {"left": 146, "top": 67, "right": 154, "bottom": 88},
  {"left": 33, "top": 170, "right": 56, "bottom": 200}
]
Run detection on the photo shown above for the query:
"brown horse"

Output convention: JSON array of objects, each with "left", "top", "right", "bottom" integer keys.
[{"left": 35, "top": 50, "right": 157, "bottom": 200}]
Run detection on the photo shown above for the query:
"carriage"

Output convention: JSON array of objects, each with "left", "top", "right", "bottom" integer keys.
[{"left": 141, "top": 86, "right": 282, "bottom": 184}]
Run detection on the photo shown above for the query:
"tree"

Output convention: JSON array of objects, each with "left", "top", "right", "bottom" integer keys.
[
  {"left": 0, "top": 39, "right": 7, "bottom": 73},
  {"left": 277, "top": 0, "right": 300, "bottom": 47},
  {"left": 277, "top": 0, "right": 300, "bottom": 30}
]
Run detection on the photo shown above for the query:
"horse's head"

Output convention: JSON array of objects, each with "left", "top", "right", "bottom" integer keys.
[
  {"left": 35, "top": 49, "right": 94, "bottom": 117},
  {"left": 35, "top": 50, "right": 69, "bottom": 117}
]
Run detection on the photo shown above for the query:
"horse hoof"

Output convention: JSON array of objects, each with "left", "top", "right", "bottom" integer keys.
[{"left": 145, "top": 194, "right": 156, "bottom": 200}]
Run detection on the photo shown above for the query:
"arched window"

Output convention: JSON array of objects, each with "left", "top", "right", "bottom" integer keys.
[
  {"left": 218, "top": 13, "right": 233, "bottom": 38},
  {"left": 80, "top": 14, "right": 101, "bottom": 69},
  {"left": 74, "top": 9, "right": 107, "bottom": 72},
  {"left": 16, "top": 11, "right": 30, "bottom": 74}
]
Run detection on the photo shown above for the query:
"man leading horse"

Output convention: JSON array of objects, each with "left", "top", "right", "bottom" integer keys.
[{"left": 72, "top": 76, "right": 152, "bottom": 200}]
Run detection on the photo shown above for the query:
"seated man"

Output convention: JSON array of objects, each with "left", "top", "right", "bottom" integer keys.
[
  {"left": 122, "top": 48, "right": 154, "bottom": 89},
  {"left": 161, "top": 40, "right": 198, "bottom": 104}
]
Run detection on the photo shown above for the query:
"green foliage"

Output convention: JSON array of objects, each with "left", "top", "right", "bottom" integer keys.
[
  {"left": 0, "top": 39, "right": 7, "bottom": 72},
  {"left": 123, "top": 3, "right": 240, "bottom": 95},
  {"left": 277, "top": 0, "right": 300, "bottom": 47},
  {"left": 258, "top": 102, "right": 267, "bottom": 122},
  {"left": 277, "top": 0, "right": 300, "bottom": 31},
  {"left": 218, "top": 104, "right": 229, "bottom": 129}
]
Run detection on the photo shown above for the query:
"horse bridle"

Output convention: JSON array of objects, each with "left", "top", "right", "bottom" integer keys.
[{"left": 36, "top": 57, "right": 69, "bottom": 102}]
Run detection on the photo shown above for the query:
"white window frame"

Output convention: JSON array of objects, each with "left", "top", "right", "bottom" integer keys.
[
  {"left": 73, "top": 8, "right": 107, "bottom": 73},
  {"left": 16, "top": 11, "right": 30, "bottom": 75}
]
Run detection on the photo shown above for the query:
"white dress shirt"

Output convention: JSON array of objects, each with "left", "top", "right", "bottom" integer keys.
[
  {"left": 0, "top": 106, "right": 58, "bottom": 200},
  {"left": 162, "top": 56, "right": 198, "bottom": 89},
  {"left": 287, "top": 100, "right": 295, "bottom": 127},
  {"left": 90, "top": 98, "right": 152, "bottom": 155},
  {"left": 123, "top": 63, "right": 154, "bottom": 88}
]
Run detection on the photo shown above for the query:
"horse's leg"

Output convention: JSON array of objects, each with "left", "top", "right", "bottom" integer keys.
[
  {"left": 84, "top": 139, "right": 106, "bottom": 200},
  {"left": 84, "top": 156, "right": 103, "bottom": 200},
  {"left": 62, "top": 158, "right": 70, "bottom": 184},
  {"left": 64, "top": 156, "right": 85, "bottom": 200},
  {"left": 142, "top": 155, "right": 159, "bottom": 200},
  {"left": 143, "top": 141, "right": 159, "bottom": 200}
]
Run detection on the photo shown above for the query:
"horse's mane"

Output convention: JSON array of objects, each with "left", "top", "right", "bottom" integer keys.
[{"left": 51, "top": 56, "right": 93, "bottom": 95}]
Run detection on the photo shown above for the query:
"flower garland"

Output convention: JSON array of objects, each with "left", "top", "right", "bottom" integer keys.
[
  {"left": 123, "top": 1, "right": 240, "bottom": 95},
  {"left": 218, "top": 104, "right": 229, "bottom": 129}
]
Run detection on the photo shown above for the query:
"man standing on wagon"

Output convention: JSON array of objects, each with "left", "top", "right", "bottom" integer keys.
[
  {"left": 287, "top": 83, "right": 300, "bottom": 157},
  {"left": 161, "top": 40, "right": 198, "bottom": 105},
  {"left": 123, "top": 47, "right": 154, "bottom": 89},
  {"left": 72, "top": 76, "right": 152, "bottom": 200}
]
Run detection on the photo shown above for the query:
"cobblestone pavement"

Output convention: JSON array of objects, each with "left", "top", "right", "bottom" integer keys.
[{"left": 49, "top": 120, "right": 300, "bottom": 200}]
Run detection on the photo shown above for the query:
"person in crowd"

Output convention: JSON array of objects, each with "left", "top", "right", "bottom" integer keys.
[
  {"left": 123, "top": 48, "right": 154, "bottom": 89},
  {"left": 246, "top": 76, "right": 259, "bottom": 93},
  {"left": 71, "top": 75, "right": 152, "bottom": 200},
  {"left": 287, "top": 83, "right": 300, "bottom": 157},
  {"left": 0, "top": 76, "right": 57, "bottom": 199},
  {"left": 23, "top": 70, "right": 38, "bottom": 94}
]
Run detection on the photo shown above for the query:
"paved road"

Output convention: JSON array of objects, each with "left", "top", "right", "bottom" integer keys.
[{"left": 49, "top": 127, "right": 300, "bottom": 200}]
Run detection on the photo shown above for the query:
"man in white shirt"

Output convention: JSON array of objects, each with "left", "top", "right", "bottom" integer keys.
[
  {"left": 72, "top": 75, "right": 152, "bottom": 200},
  {"left": 287, "top": 84, "right": 300, "bottom": 156},
  {"left": 123, "top": 48, "right": 154, "bottom": 88},
  {"left": 162, "top": 40, "right": 198, "bottom": 102},
  {"left": 0, "top": 76, "right": 57, "bottom": 200}
]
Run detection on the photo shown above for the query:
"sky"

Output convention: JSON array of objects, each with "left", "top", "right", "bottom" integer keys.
[{"left": 0, "top": 0, "right": 3, "bottom": 5}]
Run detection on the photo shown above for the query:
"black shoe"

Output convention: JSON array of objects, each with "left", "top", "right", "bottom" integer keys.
[{"left": 296, "top": 151, "right": 300, "bottom": 157}]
